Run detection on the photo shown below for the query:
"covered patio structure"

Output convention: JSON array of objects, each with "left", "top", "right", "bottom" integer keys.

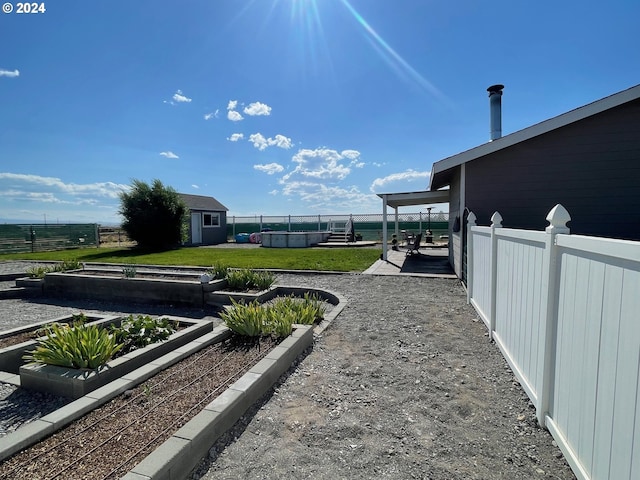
[{"left": 377, "top": 190, "right": 450, "bottom": 261}]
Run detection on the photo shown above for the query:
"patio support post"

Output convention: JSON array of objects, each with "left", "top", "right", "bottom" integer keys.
[
  {"left": 488, "top": 211, "right": 503, "bottom": 339},
  {"left": 394, "top": 208, "right": 399, "bottom": 238},
  {"left": 466, "top": 212, "right": 477, "bottom": 304},
  {"left": 288, "top": 215, "right": 291, "bottom": 232},
  {"left": 382, "top": 195, "right": 388, "bottom": 261},
  {"left": 538, "top": 204, "right": 571, "bottom": 427}
]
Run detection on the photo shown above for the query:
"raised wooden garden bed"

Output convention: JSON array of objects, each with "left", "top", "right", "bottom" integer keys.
[{"left": 19, "top": 316, "right": 212, "bottom": 399}]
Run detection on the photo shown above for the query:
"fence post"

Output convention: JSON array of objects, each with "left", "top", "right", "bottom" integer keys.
[
  {"left": 538, "top": 204, "right": 571, "bottom": 427},
  {"left": 466, "top": 212, "right": 477, "bottom": 304},
  {"left": 488, "top": 212, "right": 503, "bottom": 339}
]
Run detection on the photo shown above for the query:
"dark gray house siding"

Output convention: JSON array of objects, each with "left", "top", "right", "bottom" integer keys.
[
  {"left": 178, "top": 194, "right": 228, "bottom": 246},
  {"left": 464, "top": 98, "right": 640, "bottom": 240},
  {"left": 427, "top": 84, "right": 640, "bottom": 281}
]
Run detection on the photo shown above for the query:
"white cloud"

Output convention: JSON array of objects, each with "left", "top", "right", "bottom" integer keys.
[
  {"left": 172, "top": 90, "right": 192, "bottom": 103},
  {"left": 248, "top": 133, "right": 292, "bottom": 151},
  {"left": 282, "top": 148, "right": 354, "bottom": 181},
  {"left": 249, "top": 133, "right": 268, "bottom": 151},
  {"left": 254, "top": 163, "right": 285, "bottom": 175},
  {"left": 268, "top": 189, "right": 278, "bottom": 195},
  {"left": 280, "top": 181, "right": 376, "bottom": 211},
  {"left": 227, "top": 100, "right": 238, "bottom": 110},
  {"left": 271, "top": 134, "right": 293, "bottom": 149},
  {"left": 191, "top": 184, "right": 200, "bottom": 189},
  {"left": 0, "top": 173, "right": 128, "bottom": 199},
  {"left": 204, "top": 112, "right": 215, "bottom": 120},
  {"left": 341, "top": 150, "right": 361, "bottom": 160},
  {"left": 243, "top": 102, "right": 272, "bottom": 116},
  {"left": 227, "top": 133, "right": 244, "bottom": 142},
  {"left": 227, "top": 110, "right": 244, "bottom": 122},
  {"left": 369, "top": 169, "right": 430, "bottom": 192},
  {"left": 0, "top": 69, "right": 20, "bottom": 78},
  {"left": 160, "top": 151, "right": 179, "bottom": 159}
]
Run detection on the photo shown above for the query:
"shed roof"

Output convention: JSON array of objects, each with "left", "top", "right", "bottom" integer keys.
[
  {"left": 429, "top": 83, "right": 640, "bottom": 190},
  {"left": 178, "top": 193, "right": 228, "bottom": 212}
]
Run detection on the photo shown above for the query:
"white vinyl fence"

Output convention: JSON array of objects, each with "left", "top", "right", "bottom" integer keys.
[{"left": 467, "top": 205, "right": 640, "bottom": 480}]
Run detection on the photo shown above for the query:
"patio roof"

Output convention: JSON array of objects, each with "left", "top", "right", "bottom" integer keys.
[{"left": 376, "top": 189, "right": 450, "bottom": 209}]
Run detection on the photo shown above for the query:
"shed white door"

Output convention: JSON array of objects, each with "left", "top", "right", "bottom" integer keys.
[{"left": 191, "top": 213, "right": 202, "bottom": 243}]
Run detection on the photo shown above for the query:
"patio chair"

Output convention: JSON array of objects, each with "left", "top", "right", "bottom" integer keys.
[{"left": 405, "top": 233, "right": 422, "bottom": 256}]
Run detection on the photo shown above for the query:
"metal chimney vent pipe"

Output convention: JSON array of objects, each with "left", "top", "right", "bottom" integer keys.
[{"left": 487, "top": 84, "right": 504, "bottom": 141}]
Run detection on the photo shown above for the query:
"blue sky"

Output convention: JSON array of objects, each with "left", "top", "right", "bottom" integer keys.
[{"left": 1, "top": 0, "right": 638, "bottom": 224}]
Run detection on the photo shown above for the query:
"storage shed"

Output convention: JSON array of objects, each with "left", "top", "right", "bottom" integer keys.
[{"left": 178, "top": 193, "right": 228, "bottom": 246}]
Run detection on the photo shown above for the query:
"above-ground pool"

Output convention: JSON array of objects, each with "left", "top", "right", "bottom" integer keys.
[{"left": 261, "top": 231, "right": 331, "bottom": 248}]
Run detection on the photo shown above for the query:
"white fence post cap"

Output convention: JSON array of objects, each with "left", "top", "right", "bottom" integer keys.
[
  {"left": 491, "top": 212, "right": 503, "bottom": 228},
  {"left": 545, "top": 204, "right": 571, "bottom": 234}
]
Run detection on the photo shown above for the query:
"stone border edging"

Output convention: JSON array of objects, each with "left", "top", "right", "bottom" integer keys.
[
  {"left": 122, "top": 324, "right": 315, "bottom": 480},
  {"left": 0, "top": 326, "right": 233, "bottom": 462},
  {"left": 0, "top": 283, "right": 347, "bottom": 477}
]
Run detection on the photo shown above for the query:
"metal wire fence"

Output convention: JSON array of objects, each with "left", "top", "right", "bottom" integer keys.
[
  {"left": 226, "top": 212, "right": 449, "bottom": 242},
  {"left": 0, "top": 224, "right": 99, "bottom": 254}
]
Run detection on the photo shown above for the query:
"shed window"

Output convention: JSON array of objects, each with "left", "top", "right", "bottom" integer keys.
[{"left": 202, "top": 212, "right": 220, "bottom": 228}]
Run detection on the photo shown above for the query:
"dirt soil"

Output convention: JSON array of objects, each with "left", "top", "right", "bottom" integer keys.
[
  {"left": 0, "top": 336, "right": 278, "bottom": 480},
  {"left": 191, "top": 273, "right": 576, "bottom": 480}
]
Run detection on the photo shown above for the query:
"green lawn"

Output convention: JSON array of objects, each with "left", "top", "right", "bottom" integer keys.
[{"left": 0, "top": 246, "right": 382, "bottom": 272}]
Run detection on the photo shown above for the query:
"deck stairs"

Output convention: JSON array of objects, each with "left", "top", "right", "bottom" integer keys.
[{"left": 326, "top": 219, "right": 352, "bottom": 243}]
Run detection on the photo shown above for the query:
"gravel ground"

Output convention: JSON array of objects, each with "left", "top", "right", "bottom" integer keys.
[
  {"left": 190, "top": 273, "right": 575, "bottom": 480},
  {"left": 0, "top": 263, "right": 576, "bottom": 479}
]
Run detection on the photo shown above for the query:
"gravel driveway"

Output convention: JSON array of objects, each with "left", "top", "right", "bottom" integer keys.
[{"left": 0, "top": 263, "right": 575, "bottom": 479}]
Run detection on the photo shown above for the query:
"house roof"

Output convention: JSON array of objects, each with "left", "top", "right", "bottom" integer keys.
[
  {"left": 429, "top": 83, "right": 640, "bottom": 190},
  {"left": 178, "top": 193, "right": 228, "bottom": 212},
  {"left": 377, "top": 189, "right": 449, "bottom": 209}
]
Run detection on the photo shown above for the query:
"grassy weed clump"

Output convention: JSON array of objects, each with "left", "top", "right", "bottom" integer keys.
[
  {"left": 207, "top": 262, "right": 229, "bottom": 280},
  {"left": 221, "top": 293, "right": 326, "bottom": 338},
  {"left": 225, "top": 269, "right": 275, "bottom": 292},
  {"left": 24, "top": 320, "right": 122, "bottom": 369},
  {"left": 26, "top": 259, "right": 82, "bottom": 278},
  {"left": 270, "top": 293, "right": 326, "bottom": 325}
]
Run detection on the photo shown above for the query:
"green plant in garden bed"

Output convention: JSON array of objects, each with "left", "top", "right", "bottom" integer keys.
[
  {"left": 206, "top": 262, "right": 229, "bottom": 280},
  {"left": 122, "top": 264, "right": 137, "bottom": 278},
  {"left": 110, "top": 315, "right": 176, "bottom": 355},
  {"left": 221, "top": 293, "right": 326, "bottom": 338},
  {"left": 270, "top": 293, "right": 326, "bottom": 325},
  {"left": 26, "top": 259, "right": 82, "bottom": 278},
  {"left": 225, "top": 268, "right": 275, "bottom": 291},
  {"left": 24, "top": 321, "right": 123, "bottom": 369}
]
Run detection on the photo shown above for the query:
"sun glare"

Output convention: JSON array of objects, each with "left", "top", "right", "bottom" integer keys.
[{"left": 338, "top": 0, "right": 445, "bottom": 101}]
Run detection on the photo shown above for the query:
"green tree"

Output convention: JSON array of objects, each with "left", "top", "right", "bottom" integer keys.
[{"left": 119, "top": 179, "right": 188, "bottom": 250}]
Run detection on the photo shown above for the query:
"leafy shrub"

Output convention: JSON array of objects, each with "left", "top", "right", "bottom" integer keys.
[
  {"left": 119, "top": 179, "right": 189, "bottom": 250},
  {"left": 26, "top": 259, "right": 82, "bottom": 278},
  {"left": 24, "top": 321, "right": 123, "bottom": 369},
  {"left": 225, "top": 269, "right": 275, "bottom": 292},
  {"left": 110, "top": 315, "right": 176, "bottom": 355}
]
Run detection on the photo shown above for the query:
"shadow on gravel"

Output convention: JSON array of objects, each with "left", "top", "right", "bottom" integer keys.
[{"left": 22, "top": 297, "right": 224, "bottom": 320}]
